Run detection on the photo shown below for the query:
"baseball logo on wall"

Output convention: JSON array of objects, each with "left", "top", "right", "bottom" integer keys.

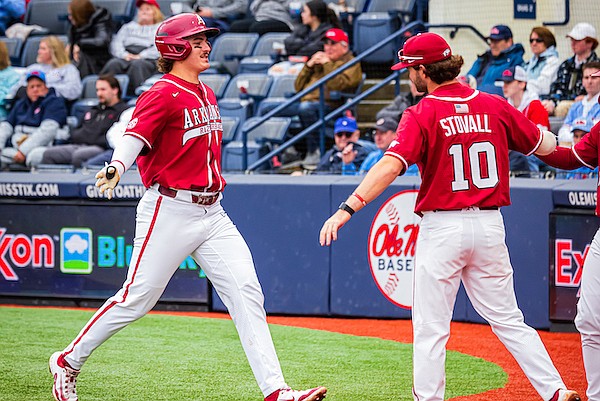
[{"left": 368, "top": 190, "right": 420, "bottom": 309}]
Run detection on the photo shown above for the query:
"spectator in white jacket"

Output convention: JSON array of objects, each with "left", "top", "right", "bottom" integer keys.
[
  {"left": 523, "top": 26, "right": 560, "bottom": 97},
  {"left": 18, "top": 36, "right": 83, "bottom": 102},
  {"left": 100, "top": 0, "right": 164, "bottom": 95}
]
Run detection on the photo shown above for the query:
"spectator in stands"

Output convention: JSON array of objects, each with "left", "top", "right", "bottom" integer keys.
[
  {"left": 0, "top": 41, "right": 20, "bottom": 120},
  {"left": 558, "top": 119, "right": 598, "bottom": 179},
  {"left": 17, "top": 36, "right": 82, "bottom": 103},
  {"left": 294, "top": 28, "right": 362, "bottom": 164},
  {"left": 0, "top": 0, "right": 25, "bottom": 36},
  {"left": 341, "top": 117, "right": 418, "bottom": 176},
  {"left": 523, "top": 26, "right": 560, "bottom": 97},
  {"left": 315, "top": 115, "right": 369, "bottom": 173},
  {"left": 499, "top": 65, "right": 550, "bottom": 175},
  {"left": 84, "top": 105, "right": 135, "bottom": 167},
  {"left": 541, "top": 22, "right": 599, "bottom": 118},
  {"left": 229, "top": 0, "right": 294, "bottom": 35},
  {"left": 68, "top": 0, "right": 113, "bottom": 78},
  {"left": 193, "top": 0, "right": 247, "bottom": 32},
  {"left": 40, "top": 74, "right": 128, "bottom": 168},
  {"left": 100, "top": 0, "right": 163, "bottom": 95},
  {"left": 466, "top": 24, "right": 524, "bottom": 96},
  {"left": 0, "top": 71, "right": 68, "bottom": 168},
  {"left": 557, "top": 61, "right": 600, "bottom": 146}
]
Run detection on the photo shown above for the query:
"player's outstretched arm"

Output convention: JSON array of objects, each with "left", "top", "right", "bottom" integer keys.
[
  {"left": 534, "top": 129, "right": 557, "bottom": 156},
  {"left": 319, "top": 156, "right": 404, "bottom": 246}
]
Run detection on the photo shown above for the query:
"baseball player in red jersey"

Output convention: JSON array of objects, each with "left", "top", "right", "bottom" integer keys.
[
  {"left": 538, "top": 67, "right": 600, "bottom": 401},
  {"left": 48, "top": 13, "right": 326, "bottom": 401},
  {"left": 320, "top": 32, "right": 580, "bottom": 401}
]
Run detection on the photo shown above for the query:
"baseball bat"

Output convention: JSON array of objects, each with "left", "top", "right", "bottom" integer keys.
[{"left": 106, "top": 166, "right": 116, "bottom": 180}]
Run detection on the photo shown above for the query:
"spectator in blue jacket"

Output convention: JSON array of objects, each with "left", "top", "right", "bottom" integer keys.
[
  {"left": 0, "top": 0, "right": 25, "bottom": 36},
  {"left": 523, "top": 26, "right": 560, "bottom": 97},
  {"left": 0, "top": 71, "right": 68, "bottom": 167},
  {"left": 466, "top": 25, "right": 525, "bottom": 96},
  {"left": 315, "top": 115, "right": 370, "bottom": 173}
]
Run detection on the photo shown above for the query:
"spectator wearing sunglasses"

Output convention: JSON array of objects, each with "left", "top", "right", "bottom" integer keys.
[
  {"left": 315, "top": 116, "right": 370, "bottom": 173},
  {"left": 523, "top": 26, "right": 560, "bottom": 97},
  {"left": 465, "top": 24, "right": 525, "bottom": 96}
]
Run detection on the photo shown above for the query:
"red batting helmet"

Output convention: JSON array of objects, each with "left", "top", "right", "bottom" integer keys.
[{"left": 155, "top": 13, "right": 219, "bottom": 60}]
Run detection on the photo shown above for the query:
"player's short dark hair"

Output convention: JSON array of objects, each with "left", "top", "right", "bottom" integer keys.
[
  {"left": 157, "top": 57, "right": 175, "bottom": 73},
  {"left": 423, "top": 55, "right": 464, "bottom": 84},
  {"left": 98, "top": 74, "right": 122, "bottom": 100}
]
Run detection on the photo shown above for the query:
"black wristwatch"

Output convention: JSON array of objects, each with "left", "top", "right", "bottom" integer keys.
[{"left": 338, "top": 201, "right": 355, "bottom": 216}]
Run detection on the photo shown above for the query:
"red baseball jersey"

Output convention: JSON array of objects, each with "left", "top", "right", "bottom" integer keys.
[
  {"left": 385, "top": 82, "right": 543, "bottom": 213},
  {"left": 541, "top": 122, "right": 600, "bottom": 215},
  {"left": 124, "top": 73, "right": 225, "bottom": 192}
]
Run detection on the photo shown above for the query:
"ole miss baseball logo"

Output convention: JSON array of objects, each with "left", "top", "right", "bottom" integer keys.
[{"left": 368, "top": 190, "right": 420, "bottom": 309}]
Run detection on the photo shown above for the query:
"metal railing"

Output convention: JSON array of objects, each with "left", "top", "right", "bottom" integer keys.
[{"left": 241, "top": 19, "right": 427, "bottom": 171}]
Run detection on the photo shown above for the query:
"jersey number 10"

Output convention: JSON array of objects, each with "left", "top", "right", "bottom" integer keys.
[{"left": 449, "top": 142, "right": 499, "bottom": 191}]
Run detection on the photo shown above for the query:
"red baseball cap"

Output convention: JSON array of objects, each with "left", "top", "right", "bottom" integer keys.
[
  {"left": 324, "top": 28, "right": 348, "bottom": 44},
  {"left": 391, "top": 32, "right": 452, "bottom": 71},
  {"left": 136, "top": 0, "right": 160, "bottom": 8}
]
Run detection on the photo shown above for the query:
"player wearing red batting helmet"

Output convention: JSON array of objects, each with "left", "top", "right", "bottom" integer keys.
[
  {"left": 320, "top": 32, "right": 580, "bottom": 401},
  {"left": 49, "top": 12, "right": 327, "bottom": 401}
]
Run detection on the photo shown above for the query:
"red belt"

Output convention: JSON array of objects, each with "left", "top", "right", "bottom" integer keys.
[{"left": 157, "top": 185, "right": 219, "bottom": 206}]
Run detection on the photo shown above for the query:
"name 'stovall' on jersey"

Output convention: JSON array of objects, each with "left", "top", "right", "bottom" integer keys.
[{"left": 439, "top": 113, "right": 492, "bottom": 137}]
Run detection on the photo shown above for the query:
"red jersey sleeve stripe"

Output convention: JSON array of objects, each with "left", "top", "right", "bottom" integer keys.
[
  {"left": 525, "top": 127, "right": 544, "bottom": 156},
  {"left": 572, "top": 147, "right": 596, "bottom": 169},
  {"left": 125, "top": 132, "right": 152, "bottom": 149}
]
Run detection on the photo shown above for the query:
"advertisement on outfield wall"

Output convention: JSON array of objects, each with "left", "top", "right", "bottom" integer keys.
[
  {"left": 549, "top": 210, "right": 600, "bottom": 322},
  {"left": 0, "top": 202, "right": 208, "bottom": 303}
]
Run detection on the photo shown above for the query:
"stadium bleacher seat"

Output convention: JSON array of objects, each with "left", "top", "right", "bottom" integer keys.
[
  {"left": 218, "top": 73, "right": 273, "bottom": 125},
  {"left": 94, "top": 0, "right": 136, "bottom": 30},
  {"left": 352, "top": 0, "right": 414, "bottom": 63},
  {"left": 206, "top": 33, "right": 259, "bottom": 75},
  {"left": 256, "top": 74, "right": 298, "bottom": 117},
  {"left": 222, "top": 116, "right": 292, "bottom": 170},
  {"left": 154, "top": 0, "right": 195, "bottom": 16},
  {"left": 0, "top": 37, "right": 23, "bottom": 66},
  {"left": 19, "top": 35, "right": 68, "bottom": 67},
  {"left": 24, "top": 0, "right": 71, "bottom": 35},
  {"left": 238, "top": 32, "right": 290, "bottom": 74},
  {"left": 200, "top": 73, "right": 230, "bottom": 99},
  {"left": 221, "top": 116, "right": 240, "bottom": 145}
]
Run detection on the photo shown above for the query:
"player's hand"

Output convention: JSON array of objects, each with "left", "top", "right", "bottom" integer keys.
[
  {"left": 319, "top": 210, "right": 352, "bottom": 246},
  {"left": 95, "top": 165, "right": 120, "bottom": 200}
]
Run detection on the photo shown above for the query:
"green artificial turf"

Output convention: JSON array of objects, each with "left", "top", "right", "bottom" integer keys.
[{"left": 0, "top": 306, "right": 506, "bottom": 400}]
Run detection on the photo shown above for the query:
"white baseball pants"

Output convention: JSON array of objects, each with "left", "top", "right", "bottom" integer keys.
[
  {"left": 575, "top": 228, "right": 600, "bottom": 401},
  {"left": 61, "top": 187, "right": 286, "bottom": 396},
  {"left": 412, "top": 208, "right": 567, "bottom": 401}
]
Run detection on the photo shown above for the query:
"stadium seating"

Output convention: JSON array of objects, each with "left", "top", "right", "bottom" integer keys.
[
  {"left": 205, "top": 33, "right": 259, "bottom": 75},
  {"left": 218, "top": 73, "right": 273, "bottom": 124},
  {"left": 256, "top": 74, "right": 298, "bottom": 117},
  {"left": 94, "top": 0, "right": 136, "bottom": 29},
  {"left": 221, "top": 116, "right": 240, "bottom": 145},
  {"left": 24, "top": 0, "right": 71, "bottom": 35},
  {"left": 238, "top": 32, "right": 290, "bottom": 74},
  {"left": 221, "top": 116, "right": 292, "bottom": 170},
  {"left": 352, "top": 0, "right": 414, "bottom": 63},
  {"left": 200, "top": 73, "right": 230, "bottom": 99},
  {"left": 154, "top": 0, "right": 195, "bottom": 16},
  {"left": 0, "top": 37, "right": 23, "bottom": 66}
]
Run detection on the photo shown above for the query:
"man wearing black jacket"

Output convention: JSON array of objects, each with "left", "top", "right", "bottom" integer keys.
[{"left": 41, "top": 74, "right": 128, "bottom": 168}]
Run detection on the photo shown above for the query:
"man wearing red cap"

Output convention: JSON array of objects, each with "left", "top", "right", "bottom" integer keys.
[
  {"left": 538, "top": 66, "right": 600, "bottom": 401},
  {"left": 294, "top": 27, "right": 363, "bottom": 166},
  {"left": 320, "top": 32, "right": 580, "bottom": 401},
  {"left": 49, "top": 13, "right": 326, "bottom": 401}
]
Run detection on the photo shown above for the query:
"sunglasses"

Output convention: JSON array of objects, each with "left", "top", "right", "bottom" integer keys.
[
  {"left": 529, "top": 38, "right": 544, "bottom": 43},
  {"left": 335, "top": 131, "right": 354, "bottom": 138},
  {"left": 324, "top": 39, "right": 338, "bottom": 45}
]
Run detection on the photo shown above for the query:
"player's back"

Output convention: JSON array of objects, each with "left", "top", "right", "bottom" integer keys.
[{"left": 388, "top": 82, "right": 542, "bottom": 212}]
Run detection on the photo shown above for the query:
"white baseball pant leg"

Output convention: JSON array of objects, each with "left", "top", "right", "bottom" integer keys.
[
  {"left": 61, "top": 188, "right": 285, "bottom": 396},
  {"left": 190, "top": 202, "right": 285, "bottom": 397},
  {"left": 575, "top": 228, "right": 600, "bottom": 401},
  {"left": 412, "top": 210, "right": 566, "bottom": 401}
]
